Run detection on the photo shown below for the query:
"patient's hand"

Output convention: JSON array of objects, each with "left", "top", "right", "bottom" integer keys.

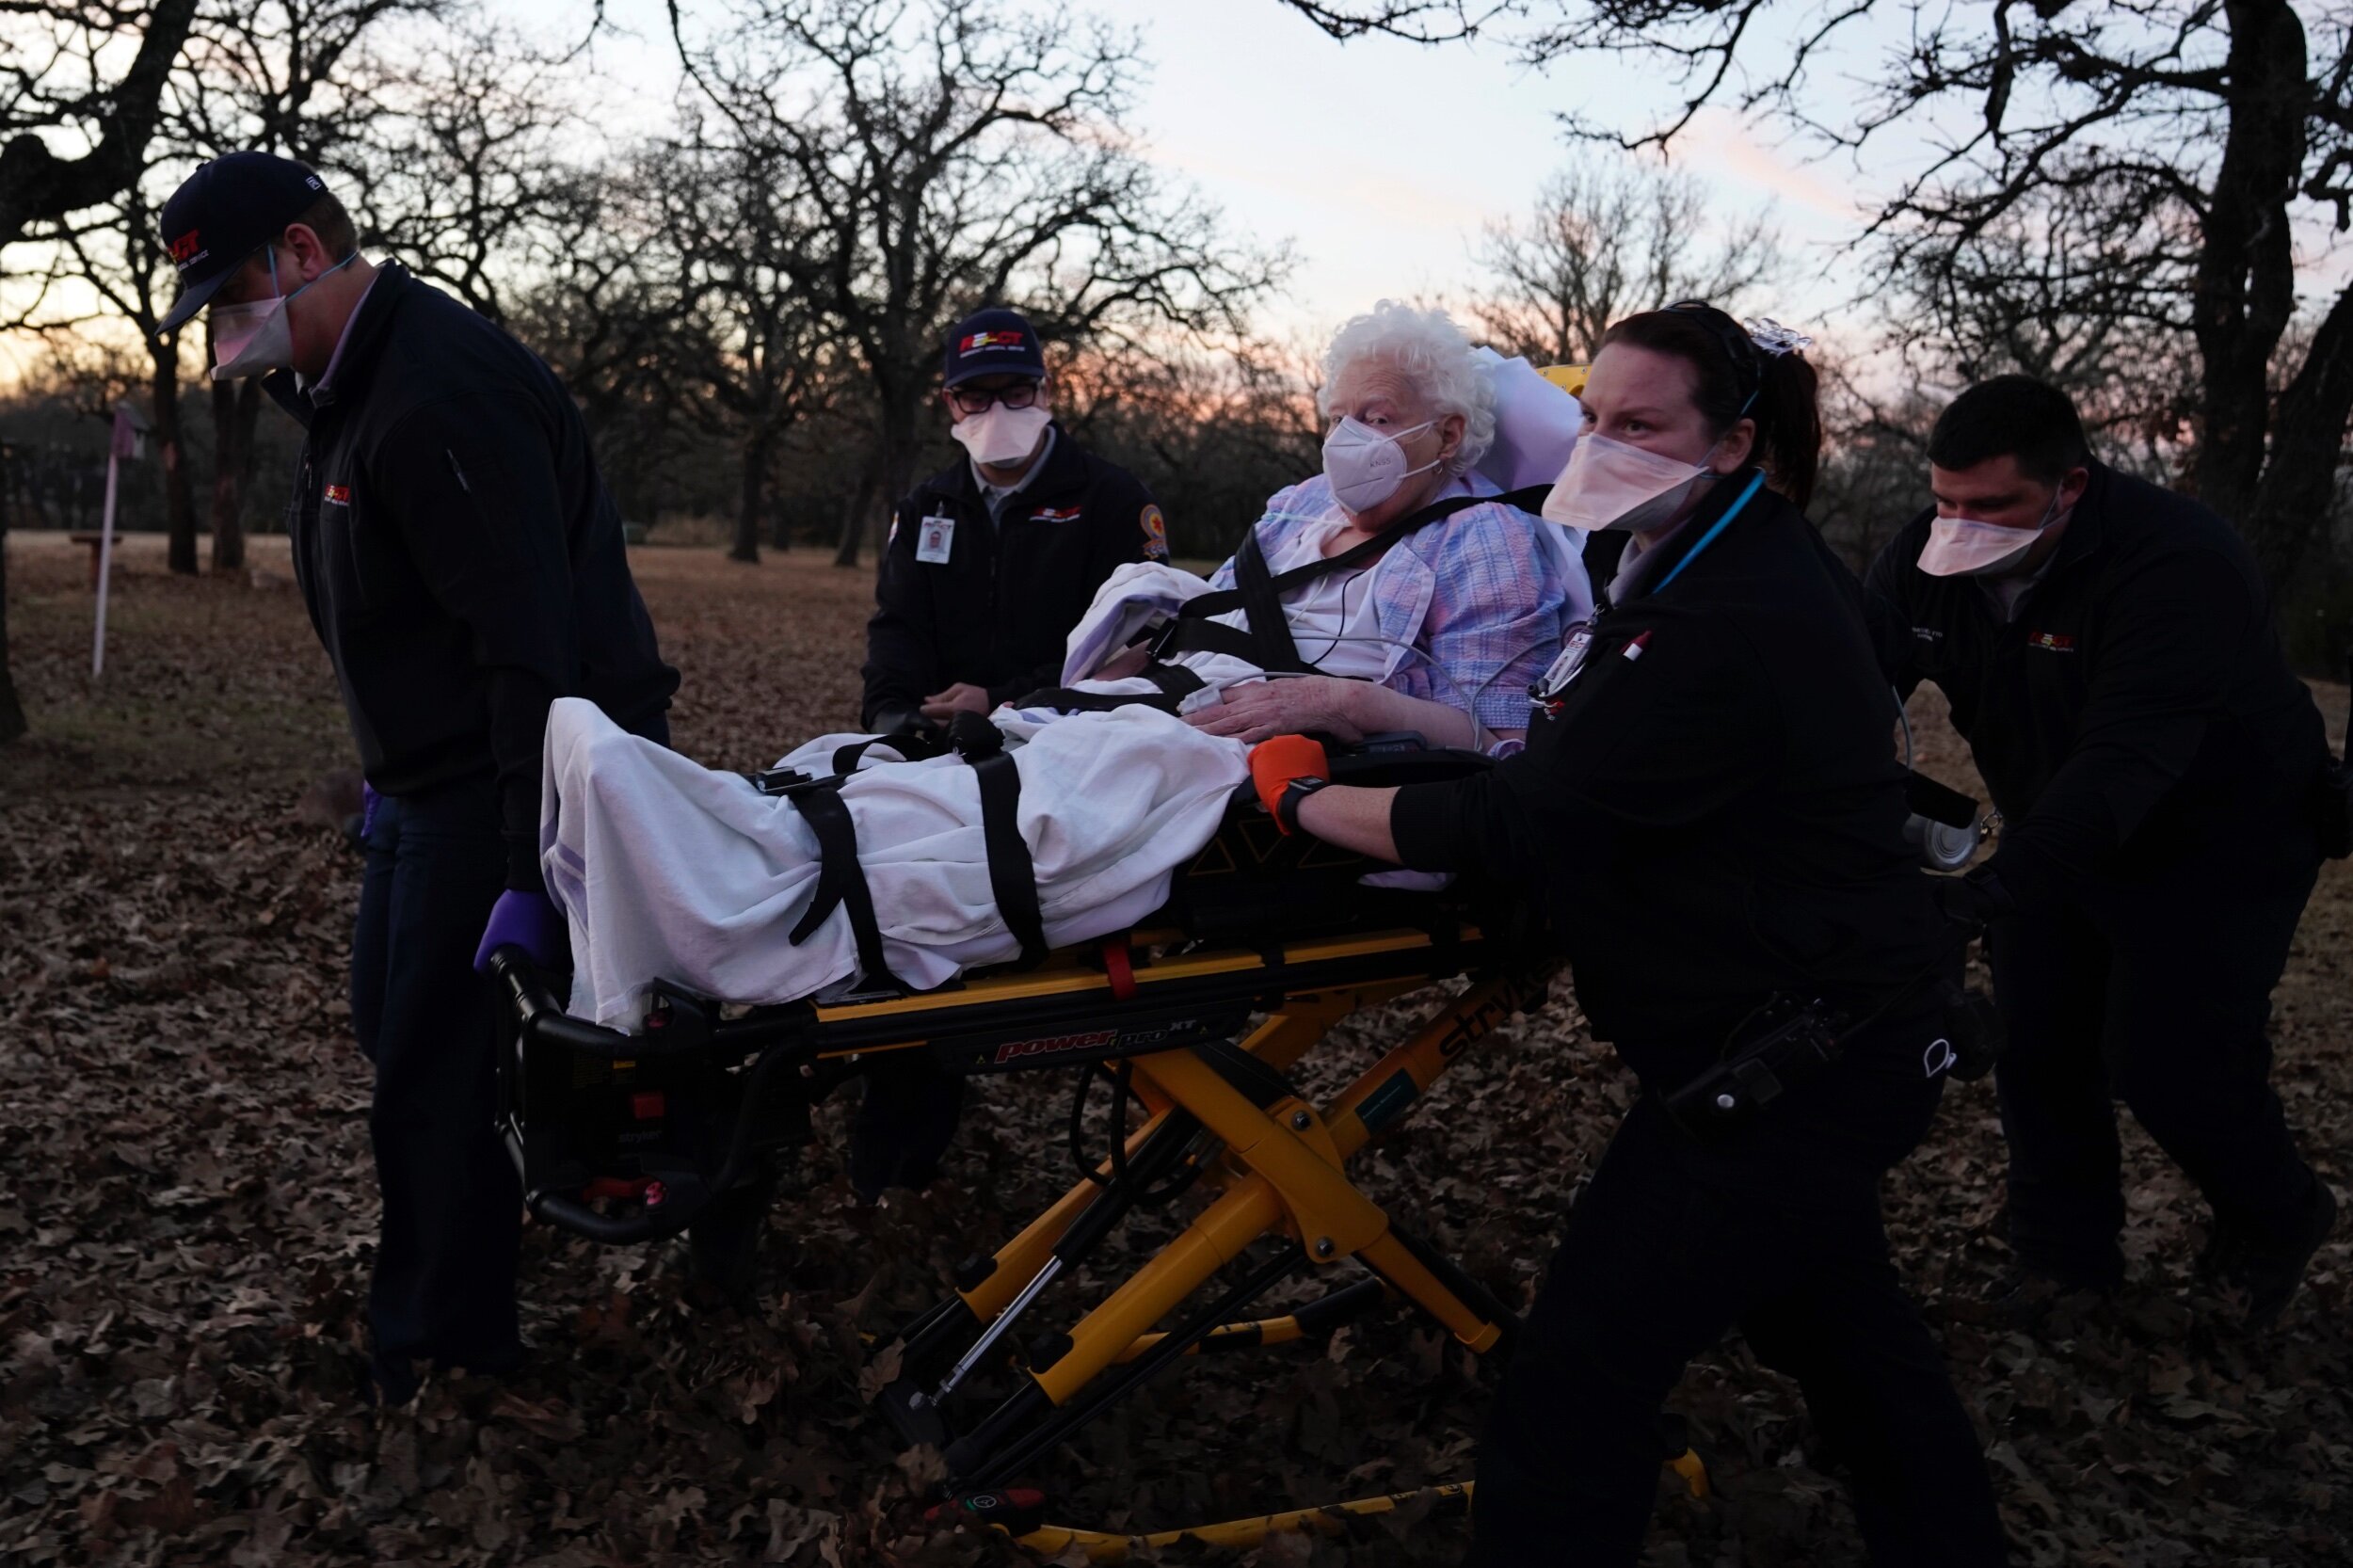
[
  {"left": 1091, "top": 641, "right": 1153, "bottom": 682},
  {"left": 1185, "top": 677, "right": 1365, "bottom": 745}
]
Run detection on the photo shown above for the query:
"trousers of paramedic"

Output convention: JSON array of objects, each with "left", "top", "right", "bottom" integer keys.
[
  {"left": 156, "top": 151, "right": 698, "bottom": 1399},
  {"left": 1864, "top": 374, "right": 2336, "bottom": 1328},
  {"left": 1267, "top": 303, "right": 2007, "bottom": 1566}
]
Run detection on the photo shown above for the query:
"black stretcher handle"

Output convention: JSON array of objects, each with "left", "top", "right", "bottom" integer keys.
[{"left": 488, "top": 946, "right": 746, "bottom": 1244}]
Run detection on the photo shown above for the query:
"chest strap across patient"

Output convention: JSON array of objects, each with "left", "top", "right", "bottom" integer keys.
[{"left": 1149, "top": 484, "right": 1554, "bottom": 675}]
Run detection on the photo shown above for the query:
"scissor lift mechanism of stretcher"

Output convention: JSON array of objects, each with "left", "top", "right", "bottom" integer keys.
[{"left": 493, "top": 763, "right": 1709, "bottom": 1560}]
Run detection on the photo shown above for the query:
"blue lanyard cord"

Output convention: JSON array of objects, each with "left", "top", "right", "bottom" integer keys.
[{"left": 1652, "top": 470, "right": 1767, "bottom": 593}]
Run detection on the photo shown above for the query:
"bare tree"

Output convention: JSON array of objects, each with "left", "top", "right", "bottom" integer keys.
[
  {"left": 669, "top": 0, "right": 1287, "bottom": 567},
  {"left": 508, "top": 162, "right": 710, "bottom": 536},
  {"left": 1274, "top": 0, "right": 2353, "bottom": 589},
  {"left": 0, "top": 0, "right": 200, "bottom": 248},
  {"left": 1473, "top": 155, "right": 1782, "bottom": 363},
  {"left": 337, "top": 13, "right": 582, "bottom": 328},
  {"left": 640, "top": 132, "right": 835, "bottom": 564},
  {"left": 0, "top": 0, "right": 202, "bottom": 737}
]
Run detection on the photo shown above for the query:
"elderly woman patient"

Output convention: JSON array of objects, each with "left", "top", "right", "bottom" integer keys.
[{"left": 537, "top": 304, "right": 1586, "bottom": 1104}]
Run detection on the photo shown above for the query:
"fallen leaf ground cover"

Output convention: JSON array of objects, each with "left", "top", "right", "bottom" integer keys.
[{"left": 1, "top": 533, "right": 2347, "bottom": 1567}]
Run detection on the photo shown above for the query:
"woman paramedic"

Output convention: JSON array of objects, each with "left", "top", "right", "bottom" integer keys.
[{"left": 1249, "top": 302, "right": 2009, "bottom": 1566}]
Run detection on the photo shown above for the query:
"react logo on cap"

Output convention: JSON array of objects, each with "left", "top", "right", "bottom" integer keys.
[
  {"left": 168, "top": 230, "right": 206, "bottom": 267},
  {"left": 959, "top": 330, "right": 1026, "bottom": 356}
]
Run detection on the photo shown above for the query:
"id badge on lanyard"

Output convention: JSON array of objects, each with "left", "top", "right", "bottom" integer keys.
[{"left": 916, "top": 514, "right": 956, "bottom": 564}]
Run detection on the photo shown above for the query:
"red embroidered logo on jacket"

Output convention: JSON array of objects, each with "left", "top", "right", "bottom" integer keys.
[
  {"left": 2026, "top": 631, "right": 2073, "bottom": 652},
  {"left": 1030, "top": 505, "right": 1081, "bottom": 523},
  {"left": 323, "top": 483, "right": 352, "bottom": 505}
]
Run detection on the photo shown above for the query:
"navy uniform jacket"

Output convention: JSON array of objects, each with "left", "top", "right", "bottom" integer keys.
[
  {"left": 861, "top": 427, "right": 1160, "bottom": 728},
  {"left": 269, "top": 264, "right": 679, "bottom": 891},
  {"left": 1390, "top": 473, "right": 1945, "bottom": 1087},
  {"left": 1864, "top": 462, "right": 2328, "bottom": 907}
]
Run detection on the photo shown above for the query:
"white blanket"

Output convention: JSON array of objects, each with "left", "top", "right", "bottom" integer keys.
[{"left": 541, "top": 698, "right": 1248, "bottom": 1027}]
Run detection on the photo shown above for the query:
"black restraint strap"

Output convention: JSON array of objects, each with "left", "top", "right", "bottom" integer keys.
[
  {"left": 1010, "top": 663, "right": 1208, "bottom": 717},
  {"left": 831, "top": 729, "right": 950, "bottom": 776},
  {"left": 1160, "top": 484, "right": 1554, "bottom": 669},
  {"left": 1230, "top": 523, "right": 1306, "bottom": 672},
  {"left": 784, "top": 781, "right": 904, "bottom": 993},
  {"left": 947, "top": 712, "right": 1049, "bottom": 968}
]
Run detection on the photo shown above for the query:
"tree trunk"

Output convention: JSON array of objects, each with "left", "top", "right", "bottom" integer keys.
[
  {"left": 2185, "top": 0, "right": 2307, "bottom": 542},
  {"left": 206, "top": 376, "right": 262, "bottom": 573},
  {"left": 832, "top": 457, "right": 879, "bottom": 568},
  {"left": 731, "top": 428, "right": 768, "bottom": 564},
  {"left": 154, "top": 348, "right": 200, "bottom": 575},
  {"left": 836, "top": 399, "right": 920, "bottom": 568},
  {"left": 0, "top": 493, "right": 24, "bottom": 744},
  {"left": 2243, "top": 280, "right": 2353, "bottom": 589}
]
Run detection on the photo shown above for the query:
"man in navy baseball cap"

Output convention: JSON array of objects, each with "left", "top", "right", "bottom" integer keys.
[
  {"left": 151, "top": 151, "right": 788, "bottom": 1400},
  {"left": 156, "top": 151, "right": 336, "bottom": 334},
  {"left": 853, "top": 305, "right": 1166, "bottom": 1198}
]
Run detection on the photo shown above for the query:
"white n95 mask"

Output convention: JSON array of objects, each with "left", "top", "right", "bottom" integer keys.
[
  {"left": 952, "top": 403, "right": 1052, "bottom": 468},
  {"left": 1917, "top": 493, "right": 2068, "bottom": 578},
  {"left": 1322, "top": 416, "right": 1438, "bottom": 513},
  {"left": 208, "top": 248, "right": 353, "bottom": 380},
  {"left": 1540, "top": 432, "right": 1719, "bottom": 533}
]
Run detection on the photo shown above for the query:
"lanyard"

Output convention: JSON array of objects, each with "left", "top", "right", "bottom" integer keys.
[{"left": 1651, "top": 471, "right": 1767, "bottom": 593}]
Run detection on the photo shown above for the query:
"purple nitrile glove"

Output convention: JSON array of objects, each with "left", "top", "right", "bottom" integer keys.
[
  {"left": 473, "top": 888, "right": 567, "bottom": 976},
  {"left": 360, "top": 783, "right": 382, "bottom": 840}
]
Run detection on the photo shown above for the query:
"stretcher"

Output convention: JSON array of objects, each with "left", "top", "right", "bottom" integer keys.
[{"left": 492, "top": 741, "right": 1708, "bottom": 1560}]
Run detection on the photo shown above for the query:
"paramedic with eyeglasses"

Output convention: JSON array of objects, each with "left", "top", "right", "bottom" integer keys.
[
  {"left": 1247, "top": 302, "right": 2008, "bottom": 1566},
  {"left": 1864, "top": 375, "right": 2337, "bottom": 1330},
  {"left": 854, "top": 308, "right": 1164, "bottom": 1199},
  {"left": 859, "top": 308, "right": 1166, "bottom": 735},
  {"left": 152, "top": 152, "right": 774, "bottom": 1400}
]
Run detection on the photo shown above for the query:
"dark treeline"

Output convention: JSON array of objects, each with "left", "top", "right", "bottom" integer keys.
[{"left": 6, "top": 0, "right": 2353, "bottom": 707}]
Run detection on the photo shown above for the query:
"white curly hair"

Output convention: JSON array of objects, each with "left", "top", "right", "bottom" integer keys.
[{"left": 1317, "top": 300, "right": 1497, "bottom": 476}]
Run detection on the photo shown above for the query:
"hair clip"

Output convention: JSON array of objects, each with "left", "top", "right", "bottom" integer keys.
[{"left": 1743, "top": 317, "right": 1814, "bottom": 358}]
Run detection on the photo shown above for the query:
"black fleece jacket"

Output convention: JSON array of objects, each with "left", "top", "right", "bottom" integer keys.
[
  {"left": 1864, "top": 462, "right": 2328, "bottom": 906},
  {"left": 1389, "top": 474, "right": 1946, "bottom": 1084},
  {"left": 268, "top": 264, "right": 679, "bottom": 891},
  {"left": 861, "top": 428, "right": 1158, "bottom": 728}
]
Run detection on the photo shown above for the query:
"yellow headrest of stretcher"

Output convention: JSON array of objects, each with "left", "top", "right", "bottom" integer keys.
[{"left": 1536, "top": 363, "right": 1590, "bottom": 397}]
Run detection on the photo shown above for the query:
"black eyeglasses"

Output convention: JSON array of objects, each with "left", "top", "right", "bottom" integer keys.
[{"left": 947, "top": 380, "right": 1043, "bottom": 416}]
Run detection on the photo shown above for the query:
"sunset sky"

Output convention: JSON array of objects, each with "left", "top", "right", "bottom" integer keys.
[{"left": 534, "top": 0, "right": 1882, "bottom": 350}]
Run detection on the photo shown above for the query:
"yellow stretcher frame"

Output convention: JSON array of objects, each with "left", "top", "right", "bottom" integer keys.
[
  {"left": 497, "top": 883, "right": 1705, "bottom": 1558},
  {"left": 842, "top": 929, "right": 1710, "bottom": 1559}
]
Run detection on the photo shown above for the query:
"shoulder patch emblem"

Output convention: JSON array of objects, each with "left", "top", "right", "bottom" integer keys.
[{"left": 1140, "top": 504, "right": 1169, "bottom": 561}]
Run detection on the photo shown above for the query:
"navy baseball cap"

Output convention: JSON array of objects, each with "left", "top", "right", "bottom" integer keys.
[
  {"left": 941, "top": 308, "right": 1046, "bottom": 387},
  {"left": 156, "top": 152, "right": 332, "bottom": 334}
]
